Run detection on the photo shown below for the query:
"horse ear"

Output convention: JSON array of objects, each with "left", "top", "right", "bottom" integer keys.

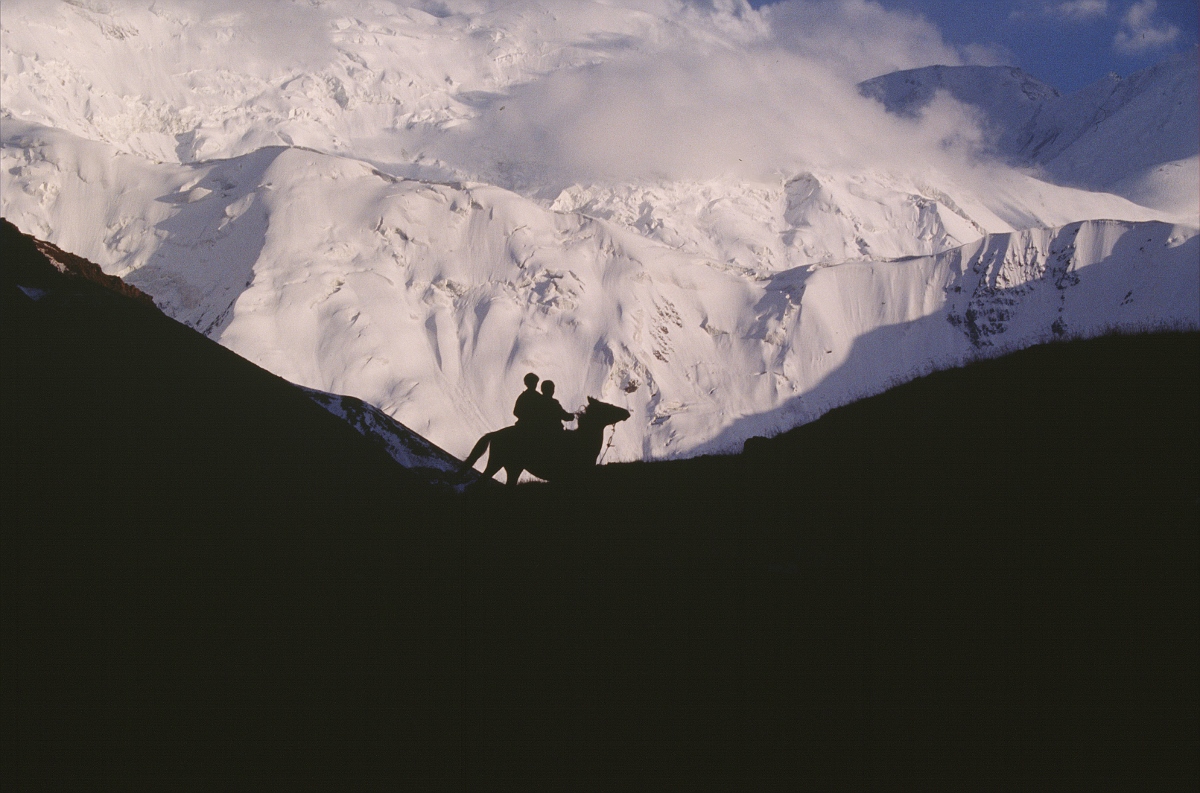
[{"left": 588, "top": 396, "right": 596, "bottom": 404}]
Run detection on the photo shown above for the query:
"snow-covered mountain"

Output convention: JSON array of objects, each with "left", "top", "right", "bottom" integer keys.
[
  {"left": 859, "top": 48, "right": 1200, "bottom": 218},
  {"left": 2, "top": 0, "right": 1197, "bottom": 468}
]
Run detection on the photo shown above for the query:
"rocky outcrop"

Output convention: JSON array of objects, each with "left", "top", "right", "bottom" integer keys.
[{"left": 3, "top": 217, "right": 156, "bottom": 306}]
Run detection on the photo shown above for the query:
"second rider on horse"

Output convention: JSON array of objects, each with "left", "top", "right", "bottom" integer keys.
[{"left": 514, "top": 373, "right": 575, "bottom": 462}]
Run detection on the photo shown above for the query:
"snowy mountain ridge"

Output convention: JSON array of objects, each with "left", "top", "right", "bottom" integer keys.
[
  {"left": 2, "top": 0, "right": 1197, "bottom": 470},
  {"left": 859, "top": 47, "right": 1200, "bottom": 218},
  {"left": 4, "top": 115, "right": 1193, "bottom": 461}
]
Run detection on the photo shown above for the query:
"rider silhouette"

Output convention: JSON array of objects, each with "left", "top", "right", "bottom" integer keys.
[
  {"left": 511, "top": 376, "right": 574, "bottom": 461},
  {"left": 513, "top": 372, "right": 541, "bottom": 427},
  {"left": 535, "top": 380, "right": 575, "bottom": 435}
]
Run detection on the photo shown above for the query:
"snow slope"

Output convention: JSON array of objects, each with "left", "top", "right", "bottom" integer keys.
[{"left": 2, "top": 0, "right": 1197, "bottom": 467}]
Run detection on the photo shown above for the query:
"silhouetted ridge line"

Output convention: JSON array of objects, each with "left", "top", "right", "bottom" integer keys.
[{"left": 741, "top": 329, "right": 1199, "bottom": 498}]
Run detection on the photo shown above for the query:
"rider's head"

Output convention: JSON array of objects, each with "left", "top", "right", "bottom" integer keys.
[
  {"left": 541, "top": 380, "right": 555, "bottom": 397},
  {"left": 524, "top": 372, "right": 539, "bottom": 389}
]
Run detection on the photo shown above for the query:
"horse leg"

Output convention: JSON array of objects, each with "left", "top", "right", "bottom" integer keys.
[
  {"left": 480, "top": 456, "right": 503, "bottom": 483},
  {"left": 461, "top": 432, "right": 492, "bottom": 472}
]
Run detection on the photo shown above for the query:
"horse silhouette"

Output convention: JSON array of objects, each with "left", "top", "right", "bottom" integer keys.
[{"left": 462, "top": 397, "right": 630, "bottom": 486}]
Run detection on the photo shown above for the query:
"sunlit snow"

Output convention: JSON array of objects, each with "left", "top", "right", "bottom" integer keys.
[{"left": 2, "top": 0, "right": 1196, "bottom": 462}]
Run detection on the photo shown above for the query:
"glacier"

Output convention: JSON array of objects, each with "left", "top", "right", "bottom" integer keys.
[{"left": 2, "top": 0, "right": 1197, "bottom": 469}]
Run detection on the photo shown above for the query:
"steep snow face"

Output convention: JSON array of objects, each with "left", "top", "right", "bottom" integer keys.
[
  {"left": 689, "top": 218, "right": 1199, "bottom": 453},
  {"left": 859, "top": 49, "right": 1200, "bottom": 220},
  {"left": 546, "top": 167, "right": 1168, "bottom": 269},
  {"left": 2, "top": 0, "right": 1197, "bottom": 467},
  {"left": 1035, "top": 51, "right": 1199, "bottom": 218}
]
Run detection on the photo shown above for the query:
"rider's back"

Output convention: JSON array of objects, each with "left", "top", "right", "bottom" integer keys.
[
  {"left": 513, "top": 388, "right": 541, "bottom": 425},
  {"left": 538, "top": 395, "right": 572, "bottom": 433}
]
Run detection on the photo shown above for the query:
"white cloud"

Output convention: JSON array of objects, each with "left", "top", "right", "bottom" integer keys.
[
  {"left": 1053, "top": 0, "right": 1109, "bottom": 21},
  {"left": 1008, "top": 0, "right": 1108, "bottom": 22},
  {"left": 961, "top": 42, "right": 1014, "bottom": 67},
  {"left": 437, "top": 42, "right": 995, "bottom": 188},
  {"left": 761, "top": 0, "right": 966, "bottom": 82},
  {"left": 1114, "top": 0, "right": 1181, "bottom": 54},
  {"left": 402, "top": 0, "right": 1011, "bottom": 189},
  {"left": 3, "top": 0, "right": 1005, "bottom": 188}
]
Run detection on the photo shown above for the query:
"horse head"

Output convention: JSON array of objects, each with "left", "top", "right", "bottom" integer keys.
[{"left": 581, "top": 396, "right": 631, "bottom": 429}]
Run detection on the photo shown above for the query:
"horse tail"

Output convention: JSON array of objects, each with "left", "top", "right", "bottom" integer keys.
[{"left": 460, "top": 431, "right": 494, "bottom": 471}]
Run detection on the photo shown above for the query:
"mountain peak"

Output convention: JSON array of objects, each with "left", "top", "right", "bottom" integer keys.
[
  {"left": 857, "top": 64, "right": 1061, "bottom": 119},
  {"left": 858, "top": 54, "right": 1198, "bottom": 217}
]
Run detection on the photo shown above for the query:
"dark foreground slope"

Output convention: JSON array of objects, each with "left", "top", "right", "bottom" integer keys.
[
  {"left": 458, "top": 331, "right": 1198, "bottom": 790},
  {"left": 3, "top": 218, "right": 1197, "bottom": 790},
  {"left": 1, "top": 220, "right": 463, "bottom": 788}
]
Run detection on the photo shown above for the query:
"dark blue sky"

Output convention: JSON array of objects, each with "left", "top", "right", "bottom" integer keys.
[{"left": 751, "top": 0, "right": 1198, "bottom": 92}]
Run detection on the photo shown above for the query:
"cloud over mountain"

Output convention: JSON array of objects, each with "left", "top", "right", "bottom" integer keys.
[
  {"left": 1114, "top": 0, "right": 1181, "bottom": 54},
  {"left": 438, "top": 45, "right": 997, "bottom": 187}
]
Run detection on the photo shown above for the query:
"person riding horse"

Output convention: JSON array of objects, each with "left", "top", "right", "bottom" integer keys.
[
  {"left": 513, "top": 374, "right": 575, "bottom": 456},
  {"left": 513, "top": 372, "right": 541, "bottom": 427},
  {"left": 461, "top": 375, "right": 629, "bottom": 486},
  {"left": 533, "top": 380, "right": 575, "bottom": 435}
]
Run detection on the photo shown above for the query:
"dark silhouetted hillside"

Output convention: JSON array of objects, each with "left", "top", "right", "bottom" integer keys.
[
  {"left": 456, "top": 330, "right": 1198, "bottom": 790},
  {"left": 3, "top": 218, "right": 1196, "bottom": 790},
  {"left": 2, "top": 219, "right": 462, "bottom": 788}
]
